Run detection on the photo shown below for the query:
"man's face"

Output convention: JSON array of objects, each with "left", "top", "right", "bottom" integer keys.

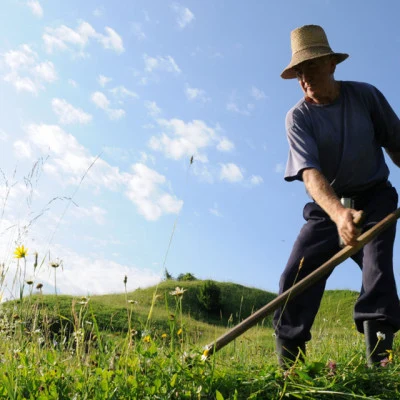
[{"left": 294, "top": 56, "right": 336, "bottom": 102}]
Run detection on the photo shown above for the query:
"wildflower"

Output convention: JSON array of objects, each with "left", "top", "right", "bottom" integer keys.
[
  {"left": 143, "top": 335, "right": 151, "bottom": 343},
  {"left": 170, "top": 287, "right": 186, "bottom": 297},
  {"left": 123, "top": 275, "right": 127, "bottom": 285},
  {"left": 161, "top": 333, "right": 167, "bottom": 339},
  {"left": 327, "top": 360, "right": 337, "bottom": 376},
  {"left": 376, "top": 331, "right": 386, "bottom": 341},
  {"left": 36, "top": 283, "right": 43, "bottom": 290},
  {"left": 26, "top": 280, "right": 34, "bottom": 285},
  {"left": 201, "top": 347, "right": 210, "bottom": 361},
  {"left": 49, "top": 259, "right": 62, "bottom": 268},
  {"left": 177, "top": 328, "right": 183, "bottom": 336},
  {"left": 14, "top": 245, "right": 28, "bottom": 259},
  {"left": 128, "top": 300, "right": 138, "bottom": 304}
]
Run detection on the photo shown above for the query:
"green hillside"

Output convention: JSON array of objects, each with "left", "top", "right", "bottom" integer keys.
[{"left": 5, "top": 280, "right": 359, "bottom": 351}]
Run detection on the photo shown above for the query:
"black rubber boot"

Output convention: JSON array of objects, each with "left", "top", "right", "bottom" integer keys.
[
  {"left": 363, "top": 320, "right": 394, "bottom": 367},
  {"left": 276, "top": 337, "right": 306, "bottom": 369}
]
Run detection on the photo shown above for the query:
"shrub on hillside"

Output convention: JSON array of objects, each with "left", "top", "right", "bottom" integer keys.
[{"left": 197, "top": 280, "right": 221, "bottom": 313}]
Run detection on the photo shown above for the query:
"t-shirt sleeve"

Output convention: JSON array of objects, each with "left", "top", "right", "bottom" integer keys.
[
  {"left": 368, "top": 85, "right": 400, "bottom": 151},
  {"left": 284, "top": 107, "right": 321, "bottom": 182}
]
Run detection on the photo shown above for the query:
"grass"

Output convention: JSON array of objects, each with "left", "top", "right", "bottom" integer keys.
[{"left": 0, "top": 276, "right": 399, "bottom": 399}]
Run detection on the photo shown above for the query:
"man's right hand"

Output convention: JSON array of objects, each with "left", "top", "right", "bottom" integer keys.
[{"left": 334, "top": 208, "right": 363, "bottom": 246}]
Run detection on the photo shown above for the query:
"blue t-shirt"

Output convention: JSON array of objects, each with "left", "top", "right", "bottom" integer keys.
[{"left": 285, "top": 81, "right": 400, "bottom": 194}]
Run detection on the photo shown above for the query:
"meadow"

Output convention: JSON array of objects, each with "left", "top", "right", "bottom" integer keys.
[{"left": 0, "top": 264, "right": 399, "bottom": 400}]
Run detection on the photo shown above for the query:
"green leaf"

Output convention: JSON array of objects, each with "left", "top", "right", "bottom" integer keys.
[
  {"left": 170, "top": 373, "right": 177, "bottom": 388},
  {"left": 216, "top": 390, "right": 224, "bottom": 400}
]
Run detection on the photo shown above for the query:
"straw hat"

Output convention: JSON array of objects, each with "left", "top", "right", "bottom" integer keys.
[{"left": 281, "top": 25, "right": 348, "bottom": 79}]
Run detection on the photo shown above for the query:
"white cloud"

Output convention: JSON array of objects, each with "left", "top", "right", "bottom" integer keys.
[
  {"left": 251, "top": 86, "right": 266, "bottom": 100},
  {"left": 149, "top": 118, "right": 234, "bottom": 162},
  {"left": 185, "top": 85, "right": 210, "bottom": 103},
  {"left": 43, "top": 21, "right": 124, "bottom": 55},
  {"left": 217, "top": 137, "right": 234, "bottom": 152},
  {"left": 171, "top": 3, "right": 195, "bottom": 29},
  {"left": 249, "top": 175, "right": 263, "bottom": 186},
  {"left": 23, "top": 124, "right": 183, "bottom": 221},
  {"left": 219, "top": 163, "right": 244, "bottom": 182},
  {"left": 226, "top": 92, "right": 255, "bottom": 116},
  {"left": 91, "top": 91, "right": 125, "bottom": 120},
  {"left": 34, "top": 61, "right": 57, "bottom": 82},
  {"left": 145, "top": 101, "right": 162, "bottom": 117},
  {"left": 70, "top": 205, "right": 107, "bottom": 225},
  {"left": 125, "top": 163, "right": 183, "bottom": 221},
  {"left": 107, "top": 108, "right": 126, "bottom": 120},
  {"left": 13, "top": 140, "right": 32, "bottom": 159},
  {"left": 110, "top": 86, "right": 139, "bottom": 99},
  {"left": 149, "top": 119, "right": 215, "bottom": 162},
  {"left": 98, "top": 27, "right": 125, "bottom": 54},
  {"left": 2, "top": 45, "right": 57, "bottom": 94},
  {"left": 98, "top": 74, "right": 112, "bottom": 87},
  {"left": 52, "top": 98, "right": 93, "bottom": 125},
  {"left": 27, "top": 0, "right": 43, "bottom": 17},
  {"left": 143, "top": 54, "right": 181, "bottom": 74},
  {"left": 226, "top": 101, "right": 253, "bottom": 116},
  {"left": 91, "top": 91, "right": 110, "bottom": 109},
  {"left": 209, "top": 203, "right": 222, "bottom": 217},
  {"left": 0, "top": 244, "right": 161, "bottom": 297},
  {"left": 68, "top": 79, "right": 78, "bottom": 87}
]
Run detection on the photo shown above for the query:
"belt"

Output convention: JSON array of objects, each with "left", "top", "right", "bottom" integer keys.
[{"left": 337, "top": 180, "right": 392, "bottom": 200}]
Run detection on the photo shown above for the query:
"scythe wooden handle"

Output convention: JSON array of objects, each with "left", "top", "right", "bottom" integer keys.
[{"left": 203, "top": 207, "right": 400, "bottom": 357}]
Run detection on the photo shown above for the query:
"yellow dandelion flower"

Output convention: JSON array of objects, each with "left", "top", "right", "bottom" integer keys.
[
  {"left": 14, "top": 245, "right": 28, "bottom": 259},
  {"left": 161, "top": 333, "right": 168, "bottom": 339},
  {"left": 143, "top": 335, "right": 151, "bottom": 343},
  {"left": 177, "top": 328, "right": 183, "bottom": 335},
  {"left": 387, "top": 349, "right": 393, "bottom": 362}
]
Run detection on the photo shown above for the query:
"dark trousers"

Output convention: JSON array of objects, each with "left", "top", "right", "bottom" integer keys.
[{"left": 273, "top": 185, "right": 400, "bottom": 342}]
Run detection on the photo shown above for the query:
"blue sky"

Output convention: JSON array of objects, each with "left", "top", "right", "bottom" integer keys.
[{"left": 1, "top": 0, "right": 400, "bottom": 298}]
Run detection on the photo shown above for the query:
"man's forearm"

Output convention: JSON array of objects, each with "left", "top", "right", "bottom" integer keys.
[{"left": 302, "top": 168, "right": 344, "bottom": 224}]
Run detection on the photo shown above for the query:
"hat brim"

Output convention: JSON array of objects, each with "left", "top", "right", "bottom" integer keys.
[{"left": 281, "top": 52, "right": 349, "bottom": 79}]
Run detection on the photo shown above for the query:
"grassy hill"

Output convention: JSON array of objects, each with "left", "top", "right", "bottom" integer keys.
[
  {"left": 5, "top": 280, "right": 360, "bottom": 351},
  {"left": 4, "top": 281, "right": 399, "bottom": 399}
]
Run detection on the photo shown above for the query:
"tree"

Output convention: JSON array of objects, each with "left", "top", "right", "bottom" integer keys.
[
  {"left": 164, "top": 269, "right": 173, "bottom": 280},
  {"left": 197, "top": 280, "right": 221, "bottom": 313},
  {"left": 177, "top": 272, "right": 197, "bottom": 281}
]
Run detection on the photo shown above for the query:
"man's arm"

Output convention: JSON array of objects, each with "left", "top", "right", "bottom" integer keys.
[
  {"left": 302, "top": 168, "right": 362, "bottom": 246},
  {"left": 385, "top": 149, "right": 400, "bottom": 168}
]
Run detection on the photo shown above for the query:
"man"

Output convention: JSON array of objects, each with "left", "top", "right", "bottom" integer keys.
[{"left": 273, "top": 24, "right": 400, "bottom": 368}]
